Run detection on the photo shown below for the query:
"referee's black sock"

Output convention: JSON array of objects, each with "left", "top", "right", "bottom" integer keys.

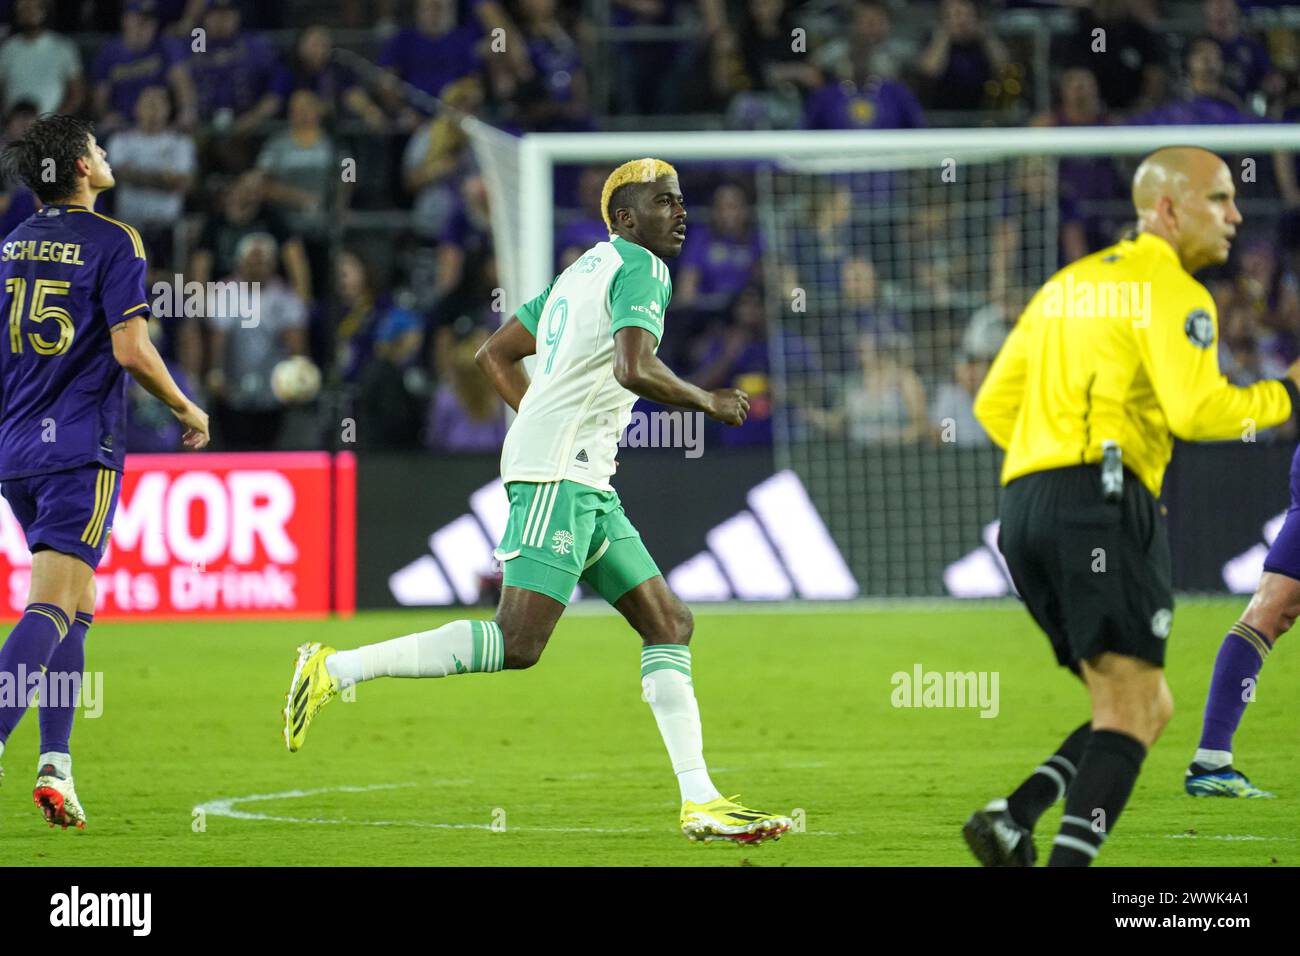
[
  {"left": 1047, "top": 729, "right": 1147, "bottom": 867},
  {"left": 1005, "top": 720, "right": 1090, "bottom": 830}
]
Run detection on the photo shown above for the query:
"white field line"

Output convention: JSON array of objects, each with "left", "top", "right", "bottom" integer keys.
[
  {"left": 193, "top": 781, "right": 841, "bottom": 836},
  {"left": 1164, "top": 833, "right": 1297, "bottom": 842}
]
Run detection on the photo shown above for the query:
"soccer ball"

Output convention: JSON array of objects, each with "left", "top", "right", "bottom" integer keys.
[{"left": 270, "top": 356, "right": 322, "bottom": 404}]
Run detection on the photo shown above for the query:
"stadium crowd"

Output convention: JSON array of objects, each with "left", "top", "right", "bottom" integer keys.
[{"left": 2, "top": 0, "right": 1300, "bottom": 452}]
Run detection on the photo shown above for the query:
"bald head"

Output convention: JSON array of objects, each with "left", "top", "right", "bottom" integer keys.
[
  {"left": 1131, "top": 146, "right": 1240, "bottom": 273},
  {"left": 1132, "top": 147, "right": 1222, "bottom": 214}
]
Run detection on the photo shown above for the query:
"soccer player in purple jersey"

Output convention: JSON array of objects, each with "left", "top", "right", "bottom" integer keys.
[
  {"left": 0, "top": 114, "right": 208, "bottom": 828},
  {"left": 1185, "top": 464, "right": 1300, "bottom": 798}
]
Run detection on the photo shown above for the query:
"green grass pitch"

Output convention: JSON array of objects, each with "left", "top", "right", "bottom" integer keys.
[{"left": 1, "top": 599, "right": 1294, "bottom": 866}]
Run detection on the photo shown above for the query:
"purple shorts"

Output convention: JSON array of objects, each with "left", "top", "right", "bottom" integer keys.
[
  {"left": 1, "top": 464, "right": 121, "bottom": 570},
  {"left": 1263, "top": 443, "right": 1300, "bottom": 581}
]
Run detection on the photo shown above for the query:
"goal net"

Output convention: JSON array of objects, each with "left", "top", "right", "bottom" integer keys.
[{"left": 464, "top": 123, "right": 1300, "bottom": 598}]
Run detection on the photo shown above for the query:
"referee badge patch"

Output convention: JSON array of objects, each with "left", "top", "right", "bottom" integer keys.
[
  {"left": 1151, "top": 608, "right": 1173, "bottom": 640},
  {"left": 1184, "top": 308, "right": 1214, "bottom": 349}
]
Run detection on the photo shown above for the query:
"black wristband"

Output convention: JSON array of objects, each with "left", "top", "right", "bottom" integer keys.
[{"left": 1281, "top": 376, "right": 1300, "bottom": 425}]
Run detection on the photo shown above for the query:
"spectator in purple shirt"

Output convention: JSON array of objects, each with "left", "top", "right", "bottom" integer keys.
[
  {"left": 1129, "top": 35, "right": 1257, "bottom": 125},
  {"left": 676, "top": 183, "right": 765, "bottom": 316},
  {"left": 803, "top": 53, "right": 923, "bottom": 205},
  {"left": 378, "top": 0, "right": 484, "bottom": 125},
  {"left": 800, "top": 9, "right": 925, "bottom": 140},
  {"left": 271, "top": 25, "right": 386, "bottom": 130},
  {"left": 189, "top": 0, "right": 281, "bottom": 134},
  {"left": 94, "top": 0, "right": 197, "bottom": 133},
  {"left": 513, "top": 0, "right": 593, "bottom": 132},
  {"left": 803, "top": 68, "right": 924, "bottom": 131},
  {"left": 332, "top": 250, "right": 382, "bottom": 387},
  {"left": 915, "top": 0, "right": 1008, "bottom": 112},
  {"left": 1205, "top": 0, "right": 1275, "bottom": 105},
  {"left": 426, "top": 325, "right": 507, "bottom": 452},
  {"left": 331, "top": 249, "right": 426, "bottom": 395}
]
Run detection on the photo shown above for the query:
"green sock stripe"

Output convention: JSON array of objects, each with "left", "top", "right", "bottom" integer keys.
[
  {"left": 641, "top": 644, "right": 692, "bottom": 679},
  {"left": 488, "top": 622, "right": 503, "bottom": 672},
  {"left": 471, "top": 620, "right": 485, "bottom": 672},
  {"left": 641, "top": 645, "right": 690, "bottom": 659},
  {"left": 641, "top": 653, "right": 690, "bottom": 665},
  {"left": 641, "top": 649, "right": 690, "bottom": 665}
]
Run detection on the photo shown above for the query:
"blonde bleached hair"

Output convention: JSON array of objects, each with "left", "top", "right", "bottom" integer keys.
[{"left": 600, "top": 157, "right": 678, "bottom": 233}]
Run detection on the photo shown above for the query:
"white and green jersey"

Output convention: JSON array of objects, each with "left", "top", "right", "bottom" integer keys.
[{"left": 501, "top": 235, "right": 672, "bottom": 491}]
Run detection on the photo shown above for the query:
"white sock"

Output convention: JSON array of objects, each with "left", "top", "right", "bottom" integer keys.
[
  {"left": 1194, "top": 748, "right": 1233, "bottom": 770},
  {"left": 325, "top": 620, "right": 504, "bottom": 684},
  {"left": 640, "top": 645, "right": 721, "bottom": 804},
  {"left": 38, "top": 751, "right": 71, "bottom": 776}
]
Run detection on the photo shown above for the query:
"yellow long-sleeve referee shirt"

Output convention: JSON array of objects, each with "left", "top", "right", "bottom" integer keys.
[{"left": 974, "top": 231, "right": 1299, "bottom": 498}]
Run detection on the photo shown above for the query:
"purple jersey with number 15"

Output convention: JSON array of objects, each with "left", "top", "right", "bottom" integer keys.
[{"left": 0, "top": 203, "right": 151, "bottom": 481}]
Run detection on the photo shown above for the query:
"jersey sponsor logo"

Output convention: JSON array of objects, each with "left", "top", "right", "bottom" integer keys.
[
  {"left": 1184, "top": 308, "right": 1214, "bottom": 349},
  {"left": 629, "top": 302, "right": 663, "bottom": 326},
  {"left": 1151, "top": 608, "right": 1173, "bottom": 639},
  {"left": 551, "top": 529, "right": 575, "bottom": 556}
]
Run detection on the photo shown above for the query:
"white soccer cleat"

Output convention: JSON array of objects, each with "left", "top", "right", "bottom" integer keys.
[{"left": 34, "top": 763, "right": 87, "bottom": 830}]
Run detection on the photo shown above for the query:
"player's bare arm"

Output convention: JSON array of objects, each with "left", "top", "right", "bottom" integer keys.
[
  {"left": 110, "top": 317, "right": 209, "bottom": 449},
  {"left": 613, "top": 326, "right": 749, "bottom": 426},
  {"left": 475, "top": 315, "right": 536, "bottom": 412}
]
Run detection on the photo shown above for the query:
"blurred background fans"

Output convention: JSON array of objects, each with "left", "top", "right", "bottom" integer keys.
[{"left": 6, "top": 0, "right": 1300, "bottom": 595}]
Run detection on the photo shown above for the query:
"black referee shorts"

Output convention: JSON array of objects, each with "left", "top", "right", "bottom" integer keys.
[{"left": 998, "top": 465, "right": 1173, "bottom": 671}]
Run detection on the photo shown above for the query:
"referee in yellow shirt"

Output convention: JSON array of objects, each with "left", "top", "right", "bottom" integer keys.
[{"left": 964, "top": 147, "right": 1300, "bottom": 867}]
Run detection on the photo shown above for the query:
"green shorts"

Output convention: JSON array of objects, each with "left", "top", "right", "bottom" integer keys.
[{"left": 494, "top": 479, "right": 661, "bottom": 606}]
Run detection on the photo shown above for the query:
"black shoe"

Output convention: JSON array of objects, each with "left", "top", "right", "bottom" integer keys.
[{"left": 963, "top": 799, "right": 1036, "bottom": 866}]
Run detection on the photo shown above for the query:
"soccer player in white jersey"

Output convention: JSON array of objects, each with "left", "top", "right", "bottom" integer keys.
[{"left": 283, "top": 158, "right": 791, "bottom": 844}]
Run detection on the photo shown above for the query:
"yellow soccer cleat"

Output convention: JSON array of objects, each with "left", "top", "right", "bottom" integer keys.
[
  {"left": 680, "top": 795, "right": 792, "bottom": 844},
  {"left": 283, "top": 642, "right": 340, "bottom": 752}
]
